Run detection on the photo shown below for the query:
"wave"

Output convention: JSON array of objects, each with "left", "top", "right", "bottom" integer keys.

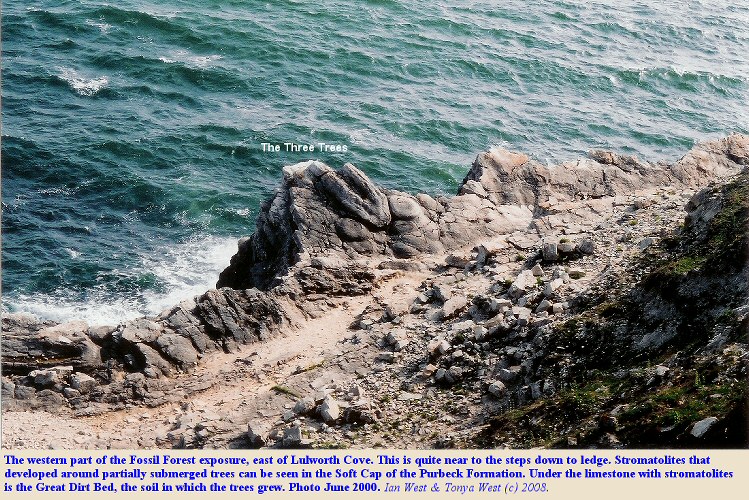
[
  {"left": 614, "top": 66, "right": 747, "bottom": 89},
  {"left": 57, "top": 67, "right": 109, "bottom": 96},
  {"left": 85, "top": 19, "right": 113, "bottom": 34},
  {"left": 88, "top": 4, "right": 209, "bottom": 48},
  {"left": 3, "top": 235, "right": 238, "bottom": 326},
  {"left": 159, "top": 50, "right": 223, "bottom": 69}
]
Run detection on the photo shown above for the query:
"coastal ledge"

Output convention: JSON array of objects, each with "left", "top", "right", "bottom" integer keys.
[
  {"left": 217, "top": 134, "right": 747, "bottom": 292},
  {"left": 2, "top": 134, "right": 748, "bottom": 449}
]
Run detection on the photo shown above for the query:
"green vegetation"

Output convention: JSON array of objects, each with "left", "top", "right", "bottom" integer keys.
[
  {"left": 474, "top": 367, "right": 746, "bottom": 449},
  {"left": 473, "top": 173, "right": 749, "bottom": 449},
  {"left": 314, "top": 441, "right": 349, "bottom": 449},
  {"left": 671, "top": 256, "right": 706, "bottom": 274},
  {"left": 271, "top": 385, "right": 302, "bottom": 398}
]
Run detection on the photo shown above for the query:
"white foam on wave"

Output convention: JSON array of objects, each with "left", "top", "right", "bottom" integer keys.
[
  {"left": 85, "top": 19, "right": 113, "bottom": 34},
  {"left": 58, "top": 68, "right": 109, "bottom": 97},
  {"left": 4, "top": 236, "right": 239, "bottom": 326},
  {"left": 139, "top": 235, "right": 238, "bottom": 316},
  {"left": 158, "top": 50, "right": 223, "bottom": 69},
  {"left": 3, "top": 294, "right": 147, "bottom": 327}
]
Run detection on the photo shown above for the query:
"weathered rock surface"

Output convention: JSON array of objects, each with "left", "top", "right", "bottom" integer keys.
[
  {"left": 3, "top": 135, "right": 747, "bottom": 449},
  {"left": 216, "top": 160, "right": 534, "bottom": 291},
  {"left": 2, "top": 287, "right": 290, "bottom": 411},
  {"left": 3, "top": 319, "right": 101, "bottom": 374},
  {"left": 461, "top": 134, "right": 747, "bottom": 208}
]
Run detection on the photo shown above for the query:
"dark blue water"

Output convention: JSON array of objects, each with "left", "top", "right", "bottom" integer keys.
[{"left": 2, "top": 0, "right": 748, "bottom": 324}]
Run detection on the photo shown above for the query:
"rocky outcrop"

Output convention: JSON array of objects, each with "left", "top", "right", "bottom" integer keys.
[
  {"left": 2, "top": 287, "right": 291, "bottom": 411},
  {"left": 2, "top": 134, "right": 747, "bottom": 448},
  {"left": 218, "top": 135, "right": 747, "bottom": 293},
  {"left": 461, "top": 134, "right": 748, "bottom": 208},
  {"left": 3, "top": 320, "right": 102, "bottom": 375},
  {"left": 216, "top": 160, "right": 535, "bottom": 290}
]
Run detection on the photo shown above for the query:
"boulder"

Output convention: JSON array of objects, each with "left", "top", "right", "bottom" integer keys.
[
  {"left": 319, "top": 397, "right": 340, "bottom": 423},
  {"left": 577, "top": 238, "right": 595, "bottom": 255},
  {"left": 2, "top": 320, "right": 101, "bottom": 374},
  {"left": 155, "top": 334, "right": 198, "bottom": 368},
  {"left": 69, "top": 372, "right": 97, "bottom": 394},
  {"left": 282, "top": 426, "right": 303, "bottom": 448},
  {"left": 508, "top": 270, "right": 536, "bottom": 299},
  {"left": 544, "top": 278, "right": 564, "bottom": 297},
  {"left": 488, "top": 381, "right": 506, "bottom": 397},
  {"left": 247, "top": 422, "right": 271, "bottom": 448},
  {"left": 294, "top": 397, "right": 316, "bottom": 415},
  {"left": 690, "top": 417, "right": 718, "bottom": 438},
  {"left": 542, "top": 242, "right": 558, "bottom": 262},
  {"left": 441, "top": 296, "right": 468, "bottom": 320}
]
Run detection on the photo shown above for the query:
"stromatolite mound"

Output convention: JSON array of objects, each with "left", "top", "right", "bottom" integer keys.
[{"left": 218, "top": 135, "right": 748, "bottom": 291}]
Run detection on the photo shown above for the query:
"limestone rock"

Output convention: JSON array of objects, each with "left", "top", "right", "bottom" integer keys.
[
  {"left": 542, "top": 242, "right": 558, "bottom": 262},
  {"left": 441, "top": 296, "right": 468, "bottom": 320},
  {"left": 319, "top": 397, "right": 340, "bottom": 423},
  {"left": 428, "top": 339, "right": 450, "bottom": 357},
  {"left": 544, "top": 278, "right": 564, "bottom": 297},
  {"left": 294, "top": 397, "right": 315, "bottom": 415},
  {"left": 385, "top": 328, "right": 409, "bottom": 351},
  {"left": 134, "top": 344, "right": 172, "bottom": 377},
  {"left": 498, "top": 366, "right": 521, "bottom": 383},
  {"left": 155, "top": 334, "right": 198, "bottom": 369},
  {"left": 508, "top": 270, "right": 536, "bottom": 298},
  {"left": 69, "top": 373, "right": 97, "bottom": 394},
  {"left": 247, "top": 422, "right": 271, "bottom": 448},
  {"left": 282, "top": 426, "right": 303, "bottom": 448},
  {"left": 488, "top": 381, "right": 507, "bottom": 397},
  {"left": 690, "top": 417, "right": 718, "bottom": 438},
  {"left": 577, "top": 238, "right": 595, "bottom": 255},
  {"left": 31, "top": 369, "right": 61, "bottom": 388},
  {"left": 535, "top": 299, "right": 552, "bottom": 313},
  {"left": 120, "top": 318, "right": 162, "bottom": 344},
  {"left": 2, "top": 320, "right": 101, "bottom": 374}
]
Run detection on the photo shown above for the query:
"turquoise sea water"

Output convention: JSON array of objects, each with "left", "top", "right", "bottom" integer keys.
[{"left": 2, "top": 0, "right": 748, "bottom": 324}]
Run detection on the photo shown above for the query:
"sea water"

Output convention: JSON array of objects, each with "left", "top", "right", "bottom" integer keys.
[{"left": 2, "top": 0, "right": 748, "bottom": 324}]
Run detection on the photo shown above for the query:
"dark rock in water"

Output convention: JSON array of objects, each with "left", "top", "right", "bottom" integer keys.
[{"left": 217, "top": 159, "right": 534, "bottom": 291}]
